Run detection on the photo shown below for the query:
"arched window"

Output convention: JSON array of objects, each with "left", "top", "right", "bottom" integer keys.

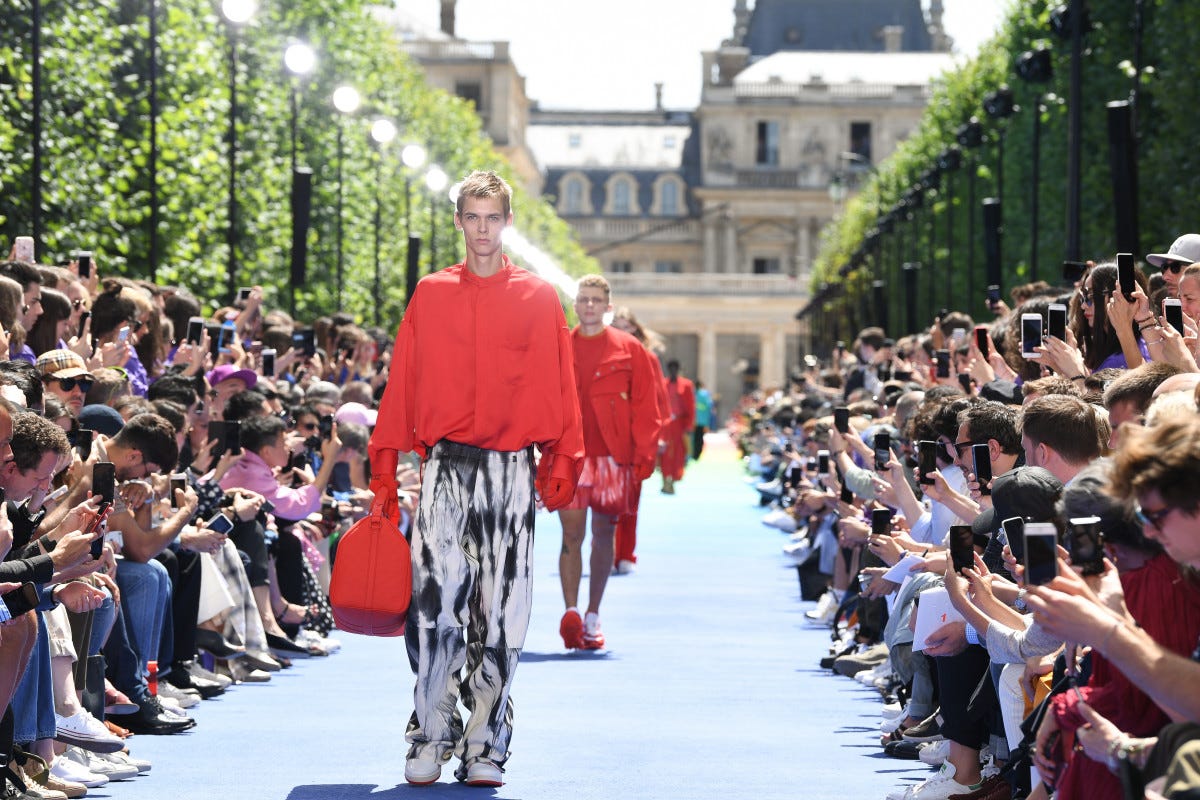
[
  {"left": 563, "top": 177, "right": 584, "bottom": 214},
  {"left": 612, "top": 179, "right": 632, "bottom": 215},
  {"left": 660, "top": 180, "right": 679, "bottom": 216}
]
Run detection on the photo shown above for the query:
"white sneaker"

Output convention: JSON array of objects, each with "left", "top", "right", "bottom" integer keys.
[
  {"left": 54, "top": 708, "right": 125, "bottom": 753},
  {"left": 614, "top": 560, "right": 636, "bottom": 575},
  {"left": 157, "top": 682, "right": 200, "bottom": 708},
  {"left": 156, "top": 696, "right": 191, "bottom": 718},
  {"left": 317, "top": 634, "right": 342, "bottom": 653},
  {"left": 464, "top": 759, "right": 503, "bottom": 787},
  {"left": 885, "top": 761, "right": 973, "bottom": 800},
  {"left": 108, "top": 749, "right": 151, "bottom": 773},
  {"left": 919, "top": 738, "right": 951, "bottom": 766},
  {"left": 762, "top": 509, "right": 797, "bottom": 531},
  {"left": 881, "top": 701, "right": 905, "bottom": 720},
  {"left": 404, "top": 747, "right": 442, "bottom": 785},
  {"left": 805, "top": 590, "right": 839, "bottom": 625},
  {"left": 87, "top": 750, "right": 141, "bottom": 781},
  {"left": 51, "top": 753, "right": 108, "bottom": 788}
]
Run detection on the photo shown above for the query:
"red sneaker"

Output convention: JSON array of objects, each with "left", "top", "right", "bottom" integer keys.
[
  {"left": 581, "top": 613, "right": 605, "bottom": 650},
  {"left": 559, "top": 610, "right": 584, "bottom": 649}
]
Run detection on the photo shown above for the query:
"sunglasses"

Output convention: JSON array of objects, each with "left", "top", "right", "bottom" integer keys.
[
  {"left": 1079, "top": 288, "right": 1111, "bottom": 307},
  {"left": 48, "top": 376, "right": 94, "bottom": 393},
  {"left": 1162, "top": 261, "right": 1189, "bottom": 275},
  {"left": 72, "top": 299, "right": 87, "bottom": 309},
  {"left": 952, "top": 439, "right": 986, "bottom": 458},
  {"left": 1134, "top": 503, "right": 1173, "bottom": 531}
]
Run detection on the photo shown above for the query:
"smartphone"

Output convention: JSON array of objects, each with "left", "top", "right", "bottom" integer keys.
[
  {"left": 870, "top": 507, "right": 893, "bottom": 537},
  {"left": 986, "top": 284, "right": 1001, "bottom": 307},
  {"left": 1062, "top": 260, "right": 1088, "bottom": 284},
  {"left": 1002, "top": 516, "right": 1026, "bottom": 562},
  {"left": 236, "top": 287, "right": 252, "bottom": 306},
  {"left": 319, "top": 414, "right": 334, "bottom": 441},
  {"left": 1021, "top": 313, "right": 1043, "bottom": 359},
  {"left": 935, "top": 349, "right": 951, "bottom": 378},
  {"left": 967, "top": 330, "right": 987, "bottom": 364},
  {"left": 206, "top": 513, "right": 235, "bottom": 535},
  {"left": 186, "top": 316, "right": 205, "bottom": 345},
  {"left": 13, "top": 236, "right": 34, "bottom": 263},
  {"left": 206, "top": 323, "right": 223, "bottom": 358},
  {"left": 77, "top": 310, "right": 90, "bottom": 339},
  {"left": 259, "top": 499, "right": 276, "bottom": 515},
  {"left": 75, "top": 250, "right": 93, "bottom": 278},
  {"left": 873, "top": 432, "right": 890, "bottom": 471},
  {"left": 261, "top": 348, "right": 276, "bottom": 378},
  {"left": 208, "top": 420, "right": 241, "bottom": 455},
  {"left": 971, "top": 443, "right": 993, "bottom": 496},
  {"left": 289, "top": 451, "right": 309, "bottom": 472},
  {"left": 293, "top": 329, "right": 316, "bottom": 357},
  {"left": 833, "top": 407, "right": 850, "bottom": 435},
  {"left": 957, "top": 372, "right": 973, "bottom": 395},
  {"left": 169, "top": 473, "right": 187, "bottom": 511},
  {"left": 805, "top": 456, "right": 818, "bottom": 474},
  {"left": 1023, "top": 522, "right": 1059, "bottom": 586},
  {"left": 116, "top": 325, "right": 131, "bottom": 344},
  {"left": 817, "top": 449, "right": 830, "bottom": 477},
  {"left": 949, "top": 524, "right": 975, "bottom": 574},
  {"left": 1048, "top": 303, "right": 1068, "bottom": 341},
  {"left": 1066, "top": 515, "right": 1105, "bottom": 576},
  {"left": 839, "top": 482, "right": 854, "bottom": 504},
  {"left": 1117, "top": 252, "right": 1136, "bottom": 300},
  {"left": 88, "top": 505, "right": 112, "bottom": 559},
  {"left": 75, "top": 428, "right": 94, "bottom": 460},
  {"left": 92, "top": 462, "right": 116, "bottom": 507},
  {"left": 917, "top": 440, "right": 937, "bottom": 485},
  {"left": 1165, "top": 298, "right": 1185, "bottom": 336}
]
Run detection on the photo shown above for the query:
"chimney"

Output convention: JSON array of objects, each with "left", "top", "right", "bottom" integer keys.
[
  {"left": 881, "top": 25, "right": 904, "bottom": 52},
  {"left": 440, "top": 0, "right": 455, "bottom": 37},
  {"left": 655, "top": 82, "right": 664, "bottom": 111}
]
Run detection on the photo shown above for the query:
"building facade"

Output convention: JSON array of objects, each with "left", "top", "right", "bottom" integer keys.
[{"left": 396, "top": 0, "right": 956, "bottom": 414}]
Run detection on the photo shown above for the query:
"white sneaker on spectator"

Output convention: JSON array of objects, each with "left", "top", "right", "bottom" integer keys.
[
  {"left": 755, "top": 479, "right": 782, "bottom": 497},
  {"left": 87, "top": 753, "right": 141, "bottom": 782},
  {"left": 157, "top": 682, "right": 200, "bottom": 708},
  {"left": 762, "top": 509, "right": 796, "bottom": 531},
  {"left": 881, "top": 701, "right": 905, "bottom": 720},
  {"left": 65, "top": 746, "right": 138, "bottom": 781},
  {"left": 805, "top": 590, "right": 839, "bottom": 625},
  {"left": 54, "top": 708, "right": 125, "bottom": 753},
  {"left": 885, "top": 761, "right": 973, "bottom": 800},
  {"left": 156, "top": 696, "right": 191, "bottom": 718},
  {"left": 51, "top": 753, "right": 108, "bottom": 788},
  {"left": 919, "top": 739, "right": 951, "bottom": 766}
]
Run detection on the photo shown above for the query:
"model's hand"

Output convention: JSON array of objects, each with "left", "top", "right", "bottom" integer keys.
[{"left": 539, "top": 477, "right": 574, "bottom": 511}]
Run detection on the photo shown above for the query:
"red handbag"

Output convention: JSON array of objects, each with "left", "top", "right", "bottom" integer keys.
[{"left": 330, "top": 497, "right": 412, "bottom": 637}]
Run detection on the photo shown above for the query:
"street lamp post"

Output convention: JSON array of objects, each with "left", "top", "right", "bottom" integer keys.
[
  {"left": 401, "top": 144, "right": 427, "bottom": 306},
  {"left": 221, "top": 0, "right": 256, "bottom": 303},
  {"left": 369, "top": 119, "right": 397, "bottom": 327},
  {"left": 283, "top": 42, "right": 315, "bottom": 316},
  {"left": 331, "top": 86, "right": 360, "bottom": 310},
  {"left": 424, "top": 166, "right": 448, "bottom": 274}
]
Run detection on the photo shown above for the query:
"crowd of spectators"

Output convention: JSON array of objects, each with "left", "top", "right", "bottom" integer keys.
[
  {"left": 0, "top": 243, "right": 405, "bottom": 799},
  {"left": 734, "top": 240, "right": 1200, "bottom": 800}
]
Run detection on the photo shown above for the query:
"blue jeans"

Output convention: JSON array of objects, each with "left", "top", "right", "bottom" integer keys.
[
  {"left": 11, "top": 612, "right": 55, "bottom": 744},
  {"left": 114, "top": 558, "right": 172, "bottom": 681}
]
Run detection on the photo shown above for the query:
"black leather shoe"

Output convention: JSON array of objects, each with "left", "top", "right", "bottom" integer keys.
[
  {"left": 166, "top": 662, "right": 225, "bottom": 699},
  {"left": 195, "top": 628, "right": 246, "bottom": 659},
  {"left": 266, "top": 633, "right": 311, "bottom": 659},
  {"left": 113, "top": 697, "right": 196, "bottom": 735},
  {"left": 883, "top": 739, "right": 923, "bottom": 760}
]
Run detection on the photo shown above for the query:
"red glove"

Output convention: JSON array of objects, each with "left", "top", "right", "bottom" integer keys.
[
  {"left": 539, "top": 477, "right": 574, "bottom": 511},
  {"left": 369, "top": 449, "right": 401, "bottom": 527},
  {"left": 634, "top": 459, "right": 655, "bottom": 483}
]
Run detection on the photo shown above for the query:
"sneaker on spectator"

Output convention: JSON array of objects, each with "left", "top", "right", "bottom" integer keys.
[
  {"left": 883, "top": 739, "right": 924, "bottom": 760},
  {"left": 859, "top": 658, "right": 892, "bottom": 685},
  {"left": 157, "top": 682, "right": 200, "bottom": 709},
  {"left": 54, "top": 709, "right": 125, "bottom": 753},
  {"left": 582, "top": 612, "right": 605, "bottom": 650},
  {"left": 559, "top": 609, "right": 584, "bottom": 650},
  {"left": 762, "top": 508, "right": 797, "bottom": 531},
  {"left": 920, "top": 739, "right": 951, "bottom": 766},
  {"left": 947, "top": 774, "right": 1010, "bottom": 800},
  {"left": 885, "top": 761, "right": 974, "bottom": 800},
  {"left": 112, "top": 750, "right": 151, "bottom": 774},
  {"left": 902, "top": 712, "right": 944, "bottom": 743},
  {"left": 50, "top": 755, "right": 107, "bottom": 790},
  {"left": 614, "top": 560, "right": 636, "bottom": 575},
  {"left": 85, "top": 751, "right": 141, "bottom": 781},
  {"left": 64, "top": 746, "right": 137, "bottom": 781},
  {"left": 805, "top": 589, "right": 839, "bottom": 626},
  {"left": 833, "top": 643, "right": 888, "bottom": 677},
  {"left": 40, "top": 767, "right": 87, "bottom": 799},
  {"left": 14, "top": 772, "right": 67, "bottom": 800},
  {"left": 156, "top": 696, "right": 191, "bottom": 718}
]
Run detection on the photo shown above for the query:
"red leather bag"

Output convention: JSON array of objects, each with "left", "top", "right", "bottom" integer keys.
[{"left": 330, "top": 497, "right": 412, "bottom": 637}]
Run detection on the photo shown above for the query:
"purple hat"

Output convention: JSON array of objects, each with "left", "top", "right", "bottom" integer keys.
[
  {"left": 335, "top": 402, "right": 378, "bottom": 427},
  {"left": 206, "top": 364, "right": 258, "bottom": 389}
]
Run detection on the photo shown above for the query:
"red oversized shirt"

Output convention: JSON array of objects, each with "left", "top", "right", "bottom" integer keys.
[
  {"left": 570, "top": 325, "right": 662, "bottom": 468},
  {"left": 369, "top": 257, "right": 584, "bottom": 480}
]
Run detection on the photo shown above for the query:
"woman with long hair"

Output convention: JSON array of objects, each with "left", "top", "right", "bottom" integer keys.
[
  {"left": 25, "top": 288, "right": 72, "bottom": 356},
  {"left": 0, "top": 275, "right": 28, "bottom": 359},
  {"left": 1069, "top": 262, "right": 1150, "bottom": 371}
]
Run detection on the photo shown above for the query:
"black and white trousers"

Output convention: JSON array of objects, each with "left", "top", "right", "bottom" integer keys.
[{"left": 404, "top": 440, "right": 536, "bottom": 773}]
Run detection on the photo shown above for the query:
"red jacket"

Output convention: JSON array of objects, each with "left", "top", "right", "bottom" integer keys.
[
  {"left": 663, "top": 375, "right": 696, "bottom": 432},
  {"left": 571, "top": 326, "right": 662, "bottom": 470},
  {"left": 369, "top": 257, "right": 583, "bottom": 481}
]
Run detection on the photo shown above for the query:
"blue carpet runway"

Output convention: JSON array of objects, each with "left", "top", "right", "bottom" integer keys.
[{"left": 105, "top": 436, "right": 928, "bottom": 799}]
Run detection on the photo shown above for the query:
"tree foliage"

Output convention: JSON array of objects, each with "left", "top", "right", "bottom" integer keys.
[
  {"left": 0, "top": 0, "right": 595, "bottom": 323},
  {"left": 811, "top": 0, "right": 1195, "bottom": 347}
]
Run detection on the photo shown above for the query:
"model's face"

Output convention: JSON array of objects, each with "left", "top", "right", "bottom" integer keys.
[
  {"left": 455, "top": 196, "right": 511, "bottom": 260},
  {"left": 574, "top": 287, "right": 611, "bottom": 328}
]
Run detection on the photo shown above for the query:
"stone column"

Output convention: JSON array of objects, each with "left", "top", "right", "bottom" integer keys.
[
  {"left": 796, "top": 219, "right": 811, "bottom": 279},
  {"left": 700, "top": 326, "right": 718, "bottom": 390},
  {"left": 703, "top": 215, "right": 718, "bottom": 274},
  {"left": 760, "top": 326, "right": 788, "bottom": 389},
  {"left": 723, "top": 211, "right": 737, "bottom": 273}
]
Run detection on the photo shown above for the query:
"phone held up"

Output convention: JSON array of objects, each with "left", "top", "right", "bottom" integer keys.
[
  {"left": 1117, "top": 252, "right": 1136, "bottom": 300},
  {"left": 949, "top": 525, "right": 975, "bottom": 574},
  {"left": 1021, "top": 313, "right": 1043, "bottom": 359},
  {"left": 1023, "top": 522, "right": 1059, "bottom": 586},
  {"left": 971, "top": 443, "right": 993, "bottom": 496},
  {"left": 917, "top": 440, "right": 937, "bottom": 486}
]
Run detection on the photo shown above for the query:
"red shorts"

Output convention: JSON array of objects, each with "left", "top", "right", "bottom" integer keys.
[{"left": 562, "top": 456, "right": 633, "bottom": 516}]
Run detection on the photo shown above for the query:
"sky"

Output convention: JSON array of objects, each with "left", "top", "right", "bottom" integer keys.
[{"left": 398, "top": 0, "right": 1012, "bottom": 110}]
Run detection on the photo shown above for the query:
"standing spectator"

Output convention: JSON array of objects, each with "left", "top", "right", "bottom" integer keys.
[
  {"left": 693, "top": 380, "right": 714, "bottom": 460},
  {"left": 368, "top": 170, "right": 582, "bottom": 788}
]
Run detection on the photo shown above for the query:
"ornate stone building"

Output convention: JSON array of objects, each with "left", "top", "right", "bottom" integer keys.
[{"left": 393, "top": 0, "right": 956, "bottom": 412}]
